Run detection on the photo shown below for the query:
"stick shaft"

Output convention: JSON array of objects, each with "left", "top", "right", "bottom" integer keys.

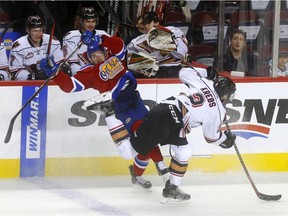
[
  {"left": 39, "top": 2, "right": 55, "bottom": 56},
  {"left": 233, "top": 142, "right": 260, "bottom": 194},
  {"left": 225, "top": 122, "right": 281, "bottom": 201},
  {"left": 4, "top": 41, "right": 84, "bottom": 143},
  {"left": 225, "top": 122, "right": 259, "bottom": 192}
]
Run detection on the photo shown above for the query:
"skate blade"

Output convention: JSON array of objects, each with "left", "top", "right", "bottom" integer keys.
[
  {"left": 132, "top": 184, "right": 152, "bottom": 193},
  {"left": 160, "top": 197, "right": 190, "bottom": 205}
]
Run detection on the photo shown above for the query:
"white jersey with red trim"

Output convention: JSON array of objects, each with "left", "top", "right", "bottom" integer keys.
[
  {"left": 172, "top": 67, "right": 227, "bottom": 146},
  {"left": 62, "top": 29, "right": 109, "bottom": 75},
  {"left": 0, "top": 43, "right": 9, "bottom": 80},
  {"left": 9, "top": 34, "right": 63, "bottom": 80},
  {"left": 127, "top": 25, "right": 188, "bottom": 66}
]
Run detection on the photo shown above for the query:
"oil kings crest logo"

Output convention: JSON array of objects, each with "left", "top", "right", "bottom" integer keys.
[
  {"left": 223, "top": 98, "right": 288, "bottom": 140},
  {"left": 99, "top": 56, "right": 124, "bottom": 81}
]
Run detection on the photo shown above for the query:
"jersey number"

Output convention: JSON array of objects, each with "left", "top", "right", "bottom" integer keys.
[{"left": 188, "top": 92, "right": 204, "bottom": 107}]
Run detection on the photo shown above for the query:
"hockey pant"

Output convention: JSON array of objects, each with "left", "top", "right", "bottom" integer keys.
[
  {"left": 104, "top": 90, "right": 164, "bottom": 171},
  {"left": 130, "top": 103, "right": 187, "bottom": 156},
  {"left": 104, "top": 115, "right": 164, "bottom": 172}
]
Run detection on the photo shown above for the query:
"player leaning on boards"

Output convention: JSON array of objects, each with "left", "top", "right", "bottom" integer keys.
[
  {"left": 62, "top": 7, "right": 109, "bottom": 76},
  {"left": 82, "top": 67, "right": 237, "bottom": 203},
  {"left": 9, "top": 15, "right": 63, "bottom": 80},
  {"left": 39, "top": 30, "right": 169, "bottom": 189}
]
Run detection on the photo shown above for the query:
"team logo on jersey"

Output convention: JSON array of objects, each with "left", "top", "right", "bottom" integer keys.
[
  {"left": 125, "top": 117, "right": 131, "bottom": 125},
  {"left": 99, "top": 56, "right": 124, "bottom": 81},
  {"left": 25, "top": 51, "right": 34, "bottom": 59}
]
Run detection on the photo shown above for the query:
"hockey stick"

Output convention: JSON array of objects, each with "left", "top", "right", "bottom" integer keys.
[
  {"left": 225, "top": 122, "right": 282, "bottom": 201},
  {"left": 4, "top": 40, "right": 85, "bottom": 144},
  {"left": 104, "top": 3, "right": 120, "bottom": 36},
  {"left": 39, "top": 2, "right": 55, "bottom": 58}
]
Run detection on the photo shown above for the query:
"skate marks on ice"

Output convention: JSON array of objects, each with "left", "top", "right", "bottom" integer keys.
[{"left": 0, "top": 172, "right": 287, "bottom": 215}]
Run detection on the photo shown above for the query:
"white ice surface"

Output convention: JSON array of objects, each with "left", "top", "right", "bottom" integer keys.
[{"left": 0, "top": 171, "right": 287, "bottom": 216}]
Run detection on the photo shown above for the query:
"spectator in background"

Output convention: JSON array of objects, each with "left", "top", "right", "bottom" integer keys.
[
  {"left": 62, "top": 7, "right": 109, "bottom": 76},
  {"left": 9, "top": 15, "right": 63, "bottom": 80},
  {"left": 269, "top": 49, "right": 288, "bottom": 77},
  {"left": 214, "top": 29, "right": 256, "bottom": 76},
  {"left": 0, "top": 43, "right": 9, "bottom": 81}
]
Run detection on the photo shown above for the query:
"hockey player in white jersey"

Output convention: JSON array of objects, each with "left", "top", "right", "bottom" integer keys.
[
  {"left": 82, "top": 66, "right": 236, "bottom": 203},
  {"left": 62, "top": 7, "right": 109, "bottom": 75},
  {"left": 127, "top": 11, "right": 188, "bottom": 78},
  {"left": 9, "top": 15, "right": 63, "bottom": 80},
  {"left": 126, "top": 10, "right": 188, "bottom": 190},
  {"left": 0, "top": 43, "right": 9, "bottom": 81}
]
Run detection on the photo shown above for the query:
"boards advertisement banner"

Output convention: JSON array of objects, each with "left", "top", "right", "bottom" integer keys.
[{"left": 0, "top": 80, "right": 288, "bottom": 177}]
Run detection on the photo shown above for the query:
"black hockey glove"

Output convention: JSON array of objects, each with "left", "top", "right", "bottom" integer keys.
[
  {"left": 206, "top": 66, "right": 219, "bottom": 81},
  {"left": 219, "top": 131, "right": 236, "bottom": 149},
  {"left": 59, "top": 62, "right": 72, "bottom": 77}
]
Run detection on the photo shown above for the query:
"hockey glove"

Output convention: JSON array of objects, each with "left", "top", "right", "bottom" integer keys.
[
  {"left": 147, "top": 26, "right": 177, "bottom": 52},
  {"left": 81, "top": 30, "right": 101, "bottom": 47},
  {"left": 59, "top": 62, "right": 72, "bottom": 77},
  {"left": 81, "top": 30, "right": 93, "bottom": 45},
  {"left": 206, "top": 66, "right": 219, "bottom": 81},
  {"left": 219, "top": 130, "right": 236, "bottom": 149},
  {"left": 40, "top": 56, "right": 58, "bottom": 77}
]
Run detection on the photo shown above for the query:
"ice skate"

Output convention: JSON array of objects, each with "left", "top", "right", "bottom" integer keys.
[
  {"left": 155, "top": 161, "right": 170, "bottom": 182},
  {"left": 82, "top": 91, "right": 115, "bottom": 117},
  {"left": 128, "top": 165, "right": 152, "bottom": 191},
  {"left": 161, "top": 180, "right": 190, "bottom": 204}
]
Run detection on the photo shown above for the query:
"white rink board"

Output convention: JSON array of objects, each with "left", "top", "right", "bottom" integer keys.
[
  {"left": 45, "top": 85, "right": 158, "bottom": 158},
  {"left": 45, "top": 82, "right": 288, "bottom": 158},
  {"left": 0, "top": 86, "right": 22, "bottom": 158},
  {"left": 1, "top": 81, "right": 288, "bottom": 159}
]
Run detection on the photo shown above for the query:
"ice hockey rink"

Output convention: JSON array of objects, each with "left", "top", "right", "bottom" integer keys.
[{"left": 0, "top": 171, "right": 287, "bottom": 216}]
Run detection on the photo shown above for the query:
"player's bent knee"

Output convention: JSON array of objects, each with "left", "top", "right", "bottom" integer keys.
[
  {"left": 172, "top": 143, "right": 193, "bottom": 161},
  {"left": 116, "top": 138, "right": 137, "bottom": 160}
]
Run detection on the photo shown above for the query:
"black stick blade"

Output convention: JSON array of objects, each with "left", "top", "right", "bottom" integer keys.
[
  {"left": 257, "top": 192, "right": 282, "bottom": 201},
  {"left": 4, "top": 116, "right": 16, "bottom": 143}
]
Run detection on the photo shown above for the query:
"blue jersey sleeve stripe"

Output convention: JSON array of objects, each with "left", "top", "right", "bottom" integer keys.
[
  {"left": 70, "top": 77, "right": 85, "bottom": 92},
  {"left": 115, "top": 46, "right": 126, "bottom": 61}
]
